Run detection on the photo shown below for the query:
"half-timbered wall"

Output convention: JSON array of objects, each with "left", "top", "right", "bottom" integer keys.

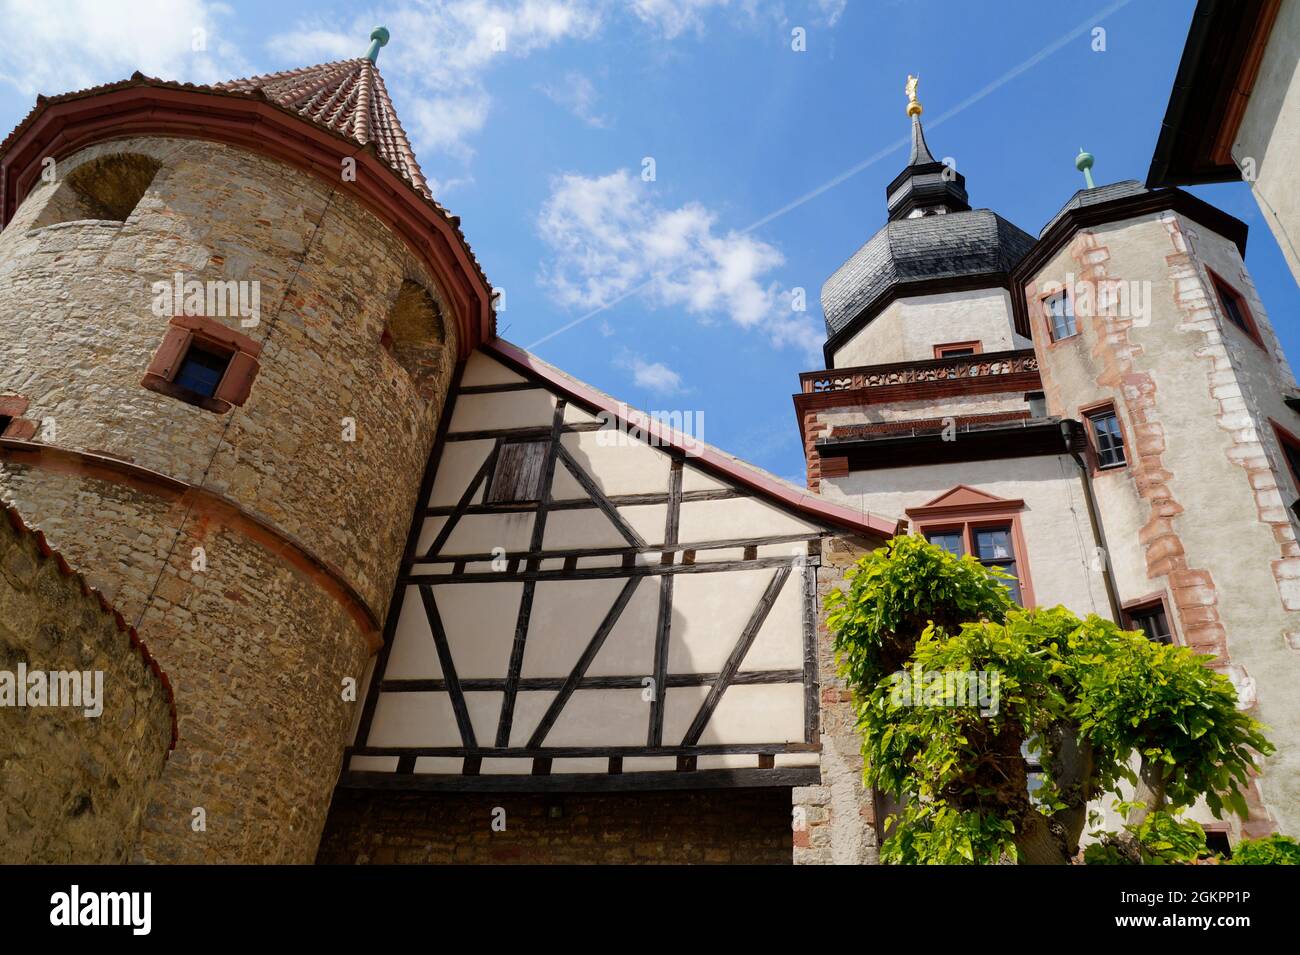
[{"left": 343, "top": 348, "right": 877, "bottom": 792}]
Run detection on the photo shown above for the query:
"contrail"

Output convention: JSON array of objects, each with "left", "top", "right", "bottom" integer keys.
[{"left": 528, "top": 0, "right": 1133, "bottom": 350}]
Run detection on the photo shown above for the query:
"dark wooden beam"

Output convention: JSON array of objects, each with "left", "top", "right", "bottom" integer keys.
[
  {"left": 423, "top": 440, "right": 500, "bottom": 558},
  {"left": 419, "top": 584, "right": 477, "bottom": 748},
  {"left": 801, "top": 561, "right": 820, "bottom": 744},
  {"left": 406, "top": 531, "right": 823, "bottom": 565},
  {"left": 554, "top": 442, "right": 647, "bottom": 548},
  {"left": 401, "top": 554, "right": 805, "bottom": 584},
  {"left": 378, "top": 669, "right": 804, "bottom": 693},
  {"left": 347, "top": 741, "right": 820, "bottom": 758},
  {"left": 681, "top": 566, "right": 791, "bottom": 746},
  {"left": 337, "top": 766, "right": 820, "bottom": 793},
  {"left": 526, "top": 576, "right": 643, "bottom": 747},
  {"left": 496, "top": 400, "right": 567, "bottom": 747}
]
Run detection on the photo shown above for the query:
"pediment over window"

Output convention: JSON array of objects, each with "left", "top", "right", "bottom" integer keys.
[{"left": 905, "top": 484, "right": 1025, "bottom": 521}]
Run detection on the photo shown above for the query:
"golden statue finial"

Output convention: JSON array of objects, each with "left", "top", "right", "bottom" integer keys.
[{"left": 905, "top": 74, "right": 922, "bottom": 117}]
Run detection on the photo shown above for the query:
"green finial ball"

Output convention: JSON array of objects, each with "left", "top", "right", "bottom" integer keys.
[
  {"left": 366, "top": 26, "right": 390, "bottom": 62},
  {"left": 1075, "top": 147, "right": 1094, "bottom": 172}
]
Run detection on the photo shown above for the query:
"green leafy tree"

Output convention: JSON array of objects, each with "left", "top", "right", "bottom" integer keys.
[
  {"left": 826, "top": 536, "right": 1273, "bottom": 865},
  {"left": 1226, "top": 834, "right": 1300, "bottom": 865}
]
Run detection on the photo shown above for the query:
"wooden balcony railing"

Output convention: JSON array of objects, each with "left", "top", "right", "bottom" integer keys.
[{"left": 799, "top": 349, "right": 1040, "bottom": 394}]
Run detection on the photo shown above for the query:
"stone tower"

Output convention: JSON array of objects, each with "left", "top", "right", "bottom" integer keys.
[
  {"left": 798, "top": 83, "right": 1300, "bottom": 845},
  {"left": 1018, "top": 174, "right": 1300, "bottom": 836},
  {"left": 0, "top": 29, "right": 494, "bottom": 862}
]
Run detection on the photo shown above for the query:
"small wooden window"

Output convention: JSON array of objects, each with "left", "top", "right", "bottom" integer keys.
[
  {"left": 142, "top": 315, "right": 262, "bottom": 414},
  {"left": 1209, "top": 272, "right": 1261, "bottom": 345},
  {"left": 1043, "top": 290, "right": 1076, "bottom": 341},
  {"left": 1276, "top": 426, "right": 1300, "bottom": 485},
  {"left": 934, "top": 341, "right": 982, "bottom": 358},
  {"left": 1085, "top": 406, "right": 1126, "bottom": 469},
  {"left": 1125, "top": 600, "right": 1173, "bottom": 644},
  {"left": 487, "top": 440, "right": 548, "bottom": 503},
  {"left": 925, "top": 523, "right": 1023, "bottom": 604}
]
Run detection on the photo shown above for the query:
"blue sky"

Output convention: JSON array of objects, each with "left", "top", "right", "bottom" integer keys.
[{"left": 1, "top": 0, "right": 1294, "bottom": 483}]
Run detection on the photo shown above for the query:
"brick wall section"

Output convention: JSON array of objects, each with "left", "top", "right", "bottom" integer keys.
[
  {"left": 0, "top": 504, "right": 173, "bottom": 863},
  {"left": 316, "top": 788, "right": 793, "bottom": 864},
  {"left": 803, "top": 410, "right": 829, "bottom": 491},
  {"left": 794, "top": 534, "right": 879, "bottom": 864}
]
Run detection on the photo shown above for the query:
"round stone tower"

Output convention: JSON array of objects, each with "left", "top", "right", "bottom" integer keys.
[{"left": 0, "top": 33, "right": 493, "bottom": 862}]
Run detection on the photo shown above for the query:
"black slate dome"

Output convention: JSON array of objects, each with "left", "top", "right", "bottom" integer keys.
[{"left": 821, "top": 209, "right": 1036, "bottom": 340}]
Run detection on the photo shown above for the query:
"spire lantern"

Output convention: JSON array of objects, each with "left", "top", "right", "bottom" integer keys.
[
  {"left": 885, "top": 76, "right": 970, "bottom": 221},
  {"left": 366, "top": 26, "right": 390, "bottom": 63}
]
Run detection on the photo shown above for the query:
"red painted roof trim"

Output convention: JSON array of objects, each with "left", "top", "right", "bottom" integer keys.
[
  {"left": 3, "top": 503, "right": 177, "bottom": 752},
  {"left": 484, "top": 339, "right": 901, "bottom": 541},
  {"left": 0, "top": 77, "right": 492, "bottom": 357}
]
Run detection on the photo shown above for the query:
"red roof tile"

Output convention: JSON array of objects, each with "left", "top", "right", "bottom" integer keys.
[{"left": 213, "top": 58, "right": 432, "bottom": 200}]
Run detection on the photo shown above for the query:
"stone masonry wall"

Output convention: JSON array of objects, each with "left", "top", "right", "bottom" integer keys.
[
  {"left": 0, "top": 504, "right": 174, "bottom": 863},
  {"left": 316, "top": 788, "right": 793, "bottom": 864},
  {"left": 0, "top": 135, "right": 458, "bottom": 617},
  {"left": 794, "top": 534, "right": 879, "bottom": 864},
  {"left": 0, "top": 463, "right": 369, "bottom": 862},
  {"left": 0, "top": 135, "right": 461, "bottom": 861},
  {"left": 1026, "top": 210, "right": 1298, "bottom": 836}
]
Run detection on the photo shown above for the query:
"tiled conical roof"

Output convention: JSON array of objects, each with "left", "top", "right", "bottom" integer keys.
[{"left": 214, "top": 58, "right": 431, "bottom": 199}]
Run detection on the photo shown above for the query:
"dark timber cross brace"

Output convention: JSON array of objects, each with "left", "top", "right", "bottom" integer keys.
[{"left": 350, "top": 350, "right": 850, "bottom": 792}]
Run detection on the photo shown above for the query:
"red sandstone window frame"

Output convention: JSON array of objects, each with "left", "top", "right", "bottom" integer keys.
[
  {"left": 0, "top": 394, "right": 38, "bottom": 441},
  {"left": 1121, "top": 593, "right": 1178, "bottom": 645},
  {"left": 933, "top": 340, "right": 983, "bottom": 359},
  {"left": 906, "top": 491, "right": 1035, "bottom": 607},
  {"left": 1207, "top": 268, "right": 1264, "bottom": 349},
  {"left": 1080, "top": 399, "right": 1129, "bottom": 473},
  {"left": 141, "top": 315, "right": 263, "bottom": 414},
  {"left": 1039, "top": 287, "right": 1078, "bottom": 344},
  {"left": 1269, "top": 418, "right": 1300, "bottom": 501}
]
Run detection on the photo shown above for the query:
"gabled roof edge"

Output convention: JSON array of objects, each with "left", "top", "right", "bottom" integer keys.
[{"left": 484, "top": 338, "right": 901, "bottom": 541}]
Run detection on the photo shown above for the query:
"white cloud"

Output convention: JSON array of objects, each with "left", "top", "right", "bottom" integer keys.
[
  {"left": 812, "top": 0, "right": 847, "bottom": 26},
  {"left": 630, "top": 0, "right": 736, "bottom": 39},
  {"left": 272, "top": 1, "right": 604, "bottom": 162},
  {"left": 537, "top": 168, "right": 821, "bottom": 356},
  {"left": 616, "top": 354, "right": 684, "bottom": 394},
  {"left": 0, "top": 0, "right": 249, "bottom": 96},
  {"left": 538, "top": 70, "right": 608, "bottom": 127}
]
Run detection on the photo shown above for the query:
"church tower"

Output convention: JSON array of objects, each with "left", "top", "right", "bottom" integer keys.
[
  {"left": 0, "top": 29, "right": 494, "bottom": 862},
  {"left": 798, "top": 79, "right": 1300, "bottom": 842}
]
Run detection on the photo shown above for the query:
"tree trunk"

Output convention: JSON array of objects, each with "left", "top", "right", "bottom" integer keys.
[
  {"left": 1044, "top": 721, "right": 1094, "bottom": 856},
  {"left": 1127, "top": 756, "right": 1168, "bottom": 826},
  {"left": 1013, "top": 811, "right": 1072, "bottom": 864}
]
